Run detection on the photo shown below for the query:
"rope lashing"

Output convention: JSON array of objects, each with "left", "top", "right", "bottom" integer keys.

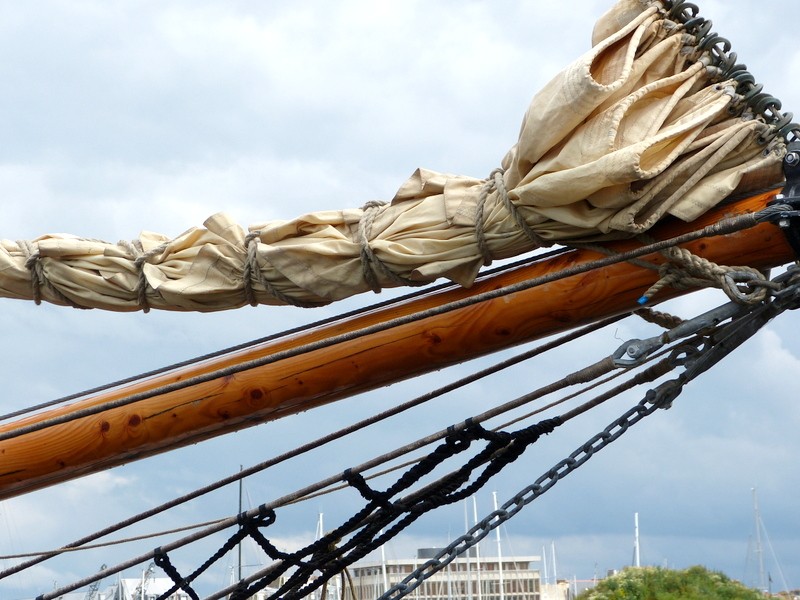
[
  {"left": 475, "top": 168, "right": 551, "bottom": 266},
  {"left": 357, "top": 200, "right": 425, "bottom": 294},
  {"left": 117, "top": 239, "right": 155, "bottom": 313},
  {"left": 638, "top": 245, "right": 771, "bottom": 305},
  {"left": 18, "top": 239, "right": 85, "bottom": 310},
  {"left": 18, "top": 239, "right": 42, "bottom": 305},
  {"left": 243, "top": 231, "right": 324, "bottom": 308}
]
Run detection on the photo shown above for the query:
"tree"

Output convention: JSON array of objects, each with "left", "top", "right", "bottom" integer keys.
[{"left": 578, "top": 565, "right": 764, "bottom": 600}]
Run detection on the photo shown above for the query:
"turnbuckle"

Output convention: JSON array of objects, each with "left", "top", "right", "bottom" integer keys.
[{"left": 612, "top": 302, "right": 747, "bottom": 368}]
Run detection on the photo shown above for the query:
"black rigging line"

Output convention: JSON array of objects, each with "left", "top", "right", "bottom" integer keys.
[
  {"left": 18, "top": 209, "right": 796, "bottom": 599},
  {"left": 34, "top": 269, "right": 798, "bottom": 600}
]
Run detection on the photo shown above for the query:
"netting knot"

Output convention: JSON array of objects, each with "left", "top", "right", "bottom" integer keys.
[{"left": 343, "top": 468, "right": 395, "bottom": 509}]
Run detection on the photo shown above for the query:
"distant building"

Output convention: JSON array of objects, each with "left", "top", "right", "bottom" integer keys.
[
  {"left": 539, "top": 581, "right": 572, "bottom": 600},
  {"left": 34, "top": 552, "right": 586, "bottom": 600},
  {"left": 95, "top": 577, "right": 278, "bottom": 600},
  {"left": 94, "top": 577, "right": 196, "bottom": 600},
  {"left": 347, "top": 549, "right": 542, "bottom": 600}
]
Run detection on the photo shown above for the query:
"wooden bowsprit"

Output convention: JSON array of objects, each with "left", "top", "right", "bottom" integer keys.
[{"left": 0, "top": 187, "right": 794, "bottom": 500}]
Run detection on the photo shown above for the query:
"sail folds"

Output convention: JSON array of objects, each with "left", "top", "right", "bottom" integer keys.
[{"left": 0, "top": 0, "right": 787, "bottom": 312}]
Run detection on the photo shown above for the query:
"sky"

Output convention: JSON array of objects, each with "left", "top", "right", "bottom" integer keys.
[{"left": 1, "top": 1, "right": 800, "bottom": 598}]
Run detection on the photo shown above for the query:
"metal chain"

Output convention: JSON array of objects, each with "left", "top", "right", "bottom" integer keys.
[{"left": 378, "top": 379, "right": 681, "bottom": 600}]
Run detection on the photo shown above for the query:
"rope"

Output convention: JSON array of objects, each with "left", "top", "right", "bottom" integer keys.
[
  {"left": 289, "top": 345, "right": 673, "bottom": 506},
  {"left": 224, "top": 417, "right": 565, "bottom": 600},
  {"left": 357, "top": 200, "right": 427, "bottom": 293},
  {"left": 117, "top": 239, "right": 157, "bottom": 313},
  {"left": 19, "top": 239, "right": 42, "bottom": 305},
  {"left": 17, "top": 239, "right": 85, "bottom": 309},
  {"left": 572, "top": 222, "right": 778, "bottom": 307},
  {"left": 206, "top": 346, "right": 691, "bottom": 600},
  {"left": 568, "top": 241, "right": 661, "bottom": 271},
  {"left": 17, "top": 205, "right": 789, "bottom": 600},
  {"left": 243, "top": 231, "right": 325, "bottom": 308},
  {"left": 0, "top": 517, "right": 227, "bottom": 560},
  {"left": 35, "top": 262, "right": 794, "bottom": 600},
  {"left": 475, "top": 168, "right": 550, "bottom": 266},
  {"left": 635, "top": 306, "right": 686, "bottom": 330},
  {"left": 638, "top": 244, "right": 771, "bottom": 305},
  {"left": 491, "top": 168, "right": 550, "bottom": 248},
  {"left": 32, "top": 309, "right": 649, "bottom": 600}
]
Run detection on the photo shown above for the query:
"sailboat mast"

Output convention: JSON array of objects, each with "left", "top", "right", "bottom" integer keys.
[
  {"left": 473, "top": 496, "right": 483, "bottom": 600},
  {"left": 380, "top": 531, "right": 389, "bottom": 596},
  {"left": 753, "top": 487, "right": 767, "bottom": 593},
  {"left": 238, "top": 465, "right": 244, "bottom": 584},
  {"left": 493, "top": 491, "right": 505, "bottom": 600},
  {"left": 464, "top": 500, "right": 474, "bottom": 600},
  {"left": 633, "top": 512, "right": 641, "bottom": 568},
  {"left": 542, "top": 545, "right": 548, "bottom": 586}
]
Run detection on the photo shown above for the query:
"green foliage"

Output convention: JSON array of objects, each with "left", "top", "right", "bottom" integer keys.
[{"left": 577, "top": 565, "right": 764, "bottom": 600}]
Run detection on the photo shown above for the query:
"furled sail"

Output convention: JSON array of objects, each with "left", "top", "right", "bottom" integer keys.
[{"left": 0, "top": 0, "right": 789, "bottom": 312}]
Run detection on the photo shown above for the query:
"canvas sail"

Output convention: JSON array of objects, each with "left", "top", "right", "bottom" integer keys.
[{"left": 0, "top": 0, "right": 787, "bottom": 312}]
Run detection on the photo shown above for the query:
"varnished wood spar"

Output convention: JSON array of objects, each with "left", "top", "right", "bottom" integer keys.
[{"left": 0, "top": 190, "right": 793, "bottom": 499}]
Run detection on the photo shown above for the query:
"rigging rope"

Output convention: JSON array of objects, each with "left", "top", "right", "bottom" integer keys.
[
  {"left": 160, "top": 268, "right": 800, "bottom": 600},
  {"left": 30, "top": 305, "right": 676, "bottom": 600}
]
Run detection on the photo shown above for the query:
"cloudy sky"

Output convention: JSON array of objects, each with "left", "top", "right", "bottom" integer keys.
[{"left": 2, "top": 1, "right": 800, "bottom": 598}]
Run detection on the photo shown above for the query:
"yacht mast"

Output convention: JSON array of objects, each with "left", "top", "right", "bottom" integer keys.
[
  {"left": 753, "top": 488, "right": 767, "bottom": 593},
  {"left": 493, "top": 492, "right": 505, "bottom": 600}
]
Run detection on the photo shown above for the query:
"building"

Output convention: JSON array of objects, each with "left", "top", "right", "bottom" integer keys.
[
  {"left": 97, "top": 577, "right": 277, "bottom": 600},
  {"left": 347, "top": 549, "right": 542, "bottom": 600},
  {"left": 94, "top": 577, "right": 195, "bottom": 600}
]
